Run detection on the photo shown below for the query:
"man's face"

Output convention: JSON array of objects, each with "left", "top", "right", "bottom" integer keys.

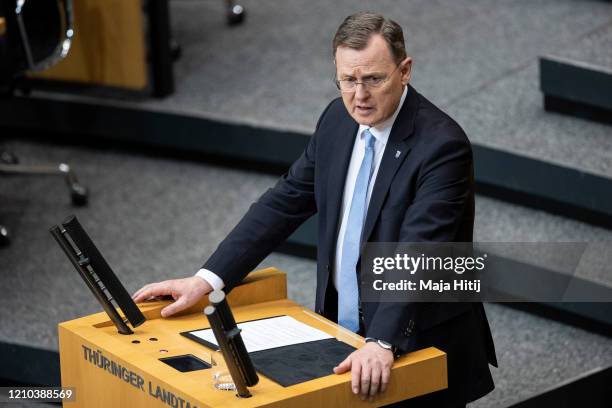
[{"left": 335, "top": 34, "right": 412, "bottom": 127}]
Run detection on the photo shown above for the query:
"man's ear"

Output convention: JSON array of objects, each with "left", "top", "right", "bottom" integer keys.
[{"left": 400, "top": 57, "right": 412, "bottom": 85}]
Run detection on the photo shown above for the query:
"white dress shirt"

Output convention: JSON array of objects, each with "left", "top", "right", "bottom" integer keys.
[
  {"left": 332, "top": 86, "right": 407, "bottom": 289},
  {"left": 196, "top": 86, "right": 408, "bottom": 292}
]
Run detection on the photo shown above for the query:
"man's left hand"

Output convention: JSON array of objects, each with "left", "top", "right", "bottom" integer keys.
[{"left": 333, "top": 341, "right": 394, "bottom": 401}]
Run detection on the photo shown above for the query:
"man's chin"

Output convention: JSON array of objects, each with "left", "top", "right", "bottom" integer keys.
[{"left": 352, "top": 112, "right": 378, "bottom": 127}]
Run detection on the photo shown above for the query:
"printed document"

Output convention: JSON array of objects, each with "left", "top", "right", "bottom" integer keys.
[{"left": 189, "top": 315, "right": 333, "bottom": 353}]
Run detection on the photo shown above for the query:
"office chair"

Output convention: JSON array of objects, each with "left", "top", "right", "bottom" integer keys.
[{"left": 0, "top": 0, "right": 88, "bottom": 246}]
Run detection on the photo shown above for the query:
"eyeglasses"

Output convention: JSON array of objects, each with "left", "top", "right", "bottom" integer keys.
[{"left": 335, "top": 64, "right": 401, "bottom": 92}]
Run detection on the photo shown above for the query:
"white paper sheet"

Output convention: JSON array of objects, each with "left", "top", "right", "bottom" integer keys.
[{"left": 189, "top": 315, "right": 333, "bottom": 353}]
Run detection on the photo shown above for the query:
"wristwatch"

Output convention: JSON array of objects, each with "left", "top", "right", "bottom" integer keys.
[{"left": 365, "top": 337, "right": 398, "bottom": 355}]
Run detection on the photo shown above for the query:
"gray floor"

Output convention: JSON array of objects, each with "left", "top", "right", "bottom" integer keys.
[
  {"left": 134, "top": 0, "right": 612, "bottom": 177},
  {"left": 550, "top": 20, "right": 612, "bottom": 68},
  {"left": 1, "top": 139, "right": 612, "bottom": 407}
]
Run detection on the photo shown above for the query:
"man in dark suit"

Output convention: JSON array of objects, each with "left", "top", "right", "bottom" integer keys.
[{"left": 134, "top": 12, "right": 497, "bottom": 407}]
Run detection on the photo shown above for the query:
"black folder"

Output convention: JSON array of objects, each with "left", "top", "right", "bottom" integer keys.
[{"left": 249, "top": 338, "right": 356, "bottom": 387}]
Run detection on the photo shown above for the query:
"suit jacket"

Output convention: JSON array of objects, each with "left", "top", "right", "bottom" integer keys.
[{"left": 204, "top": 85, "right": 497, "bottom": 403}]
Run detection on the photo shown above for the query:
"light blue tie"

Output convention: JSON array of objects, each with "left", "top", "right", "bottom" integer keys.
[{"left": 338, "top": 129, "right": 376, "bottom": 332}]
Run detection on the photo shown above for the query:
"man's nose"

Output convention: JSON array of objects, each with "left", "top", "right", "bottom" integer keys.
[{"left": 355, "top": 83, "right": 370, "bottom": 100}]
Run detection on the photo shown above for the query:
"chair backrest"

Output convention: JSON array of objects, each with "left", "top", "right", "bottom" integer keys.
[{"left": 0, "top": 0, "right": 73, "bottom": 92}]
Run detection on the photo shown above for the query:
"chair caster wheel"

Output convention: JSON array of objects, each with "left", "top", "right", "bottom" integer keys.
[
  {"left": 170, "top": 38, "right": 182, "bottom": 61},
  {"left": 71, "top": 184, "right": 89, "bottom": 206},
  {"left": 227, "top": 4, "right": 245, "bottom": 25},
  {"left": 1, "top": 151, "right": 18, "bottom": 165},
  {"left": 0, "top": 226, "right": 10, "bottom": 247}
]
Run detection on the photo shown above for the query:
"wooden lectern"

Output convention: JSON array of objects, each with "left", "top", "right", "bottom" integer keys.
[{"left": 58, "top": 268, "right": 447, "bottom": 407}]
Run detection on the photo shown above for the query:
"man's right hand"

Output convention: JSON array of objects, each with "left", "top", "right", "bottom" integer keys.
[{"left": 132, "top": 276, "right": 212, "bottom": 318}]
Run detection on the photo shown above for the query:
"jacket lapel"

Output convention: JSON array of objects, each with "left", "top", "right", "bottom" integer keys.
[{"left": 361, "top": 85, "right": 419, "bottom": 244}]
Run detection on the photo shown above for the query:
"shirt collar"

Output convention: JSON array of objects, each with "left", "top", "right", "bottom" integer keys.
[{"left": 358, "top": 85, "right": 408, "bottom": 146}]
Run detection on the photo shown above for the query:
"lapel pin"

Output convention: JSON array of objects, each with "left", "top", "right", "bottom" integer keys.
[{"left": 395, "top": 150, "right": 401, "bottom": 158}]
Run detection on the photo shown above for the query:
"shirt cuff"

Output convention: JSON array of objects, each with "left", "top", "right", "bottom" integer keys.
[{"left": 195, "top": 268, "right": 225, "bottom": 291}]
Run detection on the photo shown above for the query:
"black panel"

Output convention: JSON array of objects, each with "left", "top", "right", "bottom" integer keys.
[
  {"left": 540, "top": 56, "right": 612, "bottom": 111},
  {"left": 61, "top": 215, "right": 145, "bottom": 328},
  {"left": 540, "top": 56, "right": 612, "bottom": 126},
  {"left": 473, "top": 144, "right": 612, "bottom": 229},
  {"left": 147, "top": 0, "right": 174, "bottom": 97},
  {"left": 0, "top": 342, "right": 60, "bottom": 387},
  {"left": 544, "top": 95, "right": 612, "bottom": 127}
]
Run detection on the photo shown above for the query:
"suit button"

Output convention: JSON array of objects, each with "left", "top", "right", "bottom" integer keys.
[{"left": 325, "top": 264, "right": 330, "bottom": 271}]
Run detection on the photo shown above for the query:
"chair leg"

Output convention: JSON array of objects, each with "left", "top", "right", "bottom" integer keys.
[
  {"left": 1, "top": 150, "right": 18, "bottom": 164},
  {"left": 0, "top": 224, "right": 9, "bottom": 247},
  {"left": 0, "top": 161, "right": 89, "bottom": 206},
  {"left": 0, "top": 151, "right": 89, "bottom": 247},
  {"left": 0, "top": 151, "right": 14, "bottom": 246}
]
